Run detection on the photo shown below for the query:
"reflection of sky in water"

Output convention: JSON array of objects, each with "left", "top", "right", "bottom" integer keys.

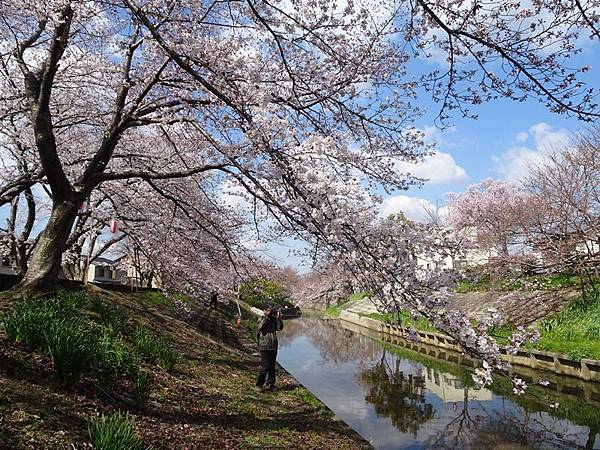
[{"left": 277, "top": 319, "right": 600, "bottom": 450}]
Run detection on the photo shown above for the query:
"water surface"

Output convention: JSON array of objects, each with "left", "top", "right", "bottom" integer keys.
[{"left": 278, "top": 318, "right": 600, "bottom": 450}]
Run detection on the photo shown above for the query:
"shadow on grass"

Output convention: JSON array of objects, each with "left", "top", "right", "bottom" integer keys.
[{"left": 144, "top": 406, "right": 345, "bottom": 435}]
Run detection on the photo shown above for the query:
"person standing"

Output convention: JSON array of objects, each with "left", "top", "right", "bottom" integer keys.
[
  {"left": 256, "top": 306, "right": 283, "bottom": 392},
  {"left": 208, "top": 290, "right": 218, "bottom": 309}
]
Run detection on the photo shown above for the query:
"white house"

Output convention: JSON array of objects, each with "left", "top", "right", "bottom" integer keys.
[
  {"left": 86, "top": 256, "right": 128, "bottom": 285},
  {"left": 414, "top": 246, "right": 496, "bottom": 273}
]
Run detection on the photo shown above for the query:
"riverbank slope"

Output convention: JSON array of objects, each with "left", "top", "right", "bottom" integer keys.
[{"left": 0, "top": 287, "right": 371, "bottom": 449}]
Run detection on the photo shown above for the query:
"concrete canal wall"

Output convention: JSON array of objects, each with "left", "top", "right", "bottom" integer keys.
[{"left": 339, "top": 310, "right": 600, "bottom": 383}]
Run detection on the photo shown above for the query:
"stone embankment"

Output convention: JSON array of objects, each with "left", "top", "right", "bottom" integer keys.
[{"left": 339, "top": 309, "right": 600, "bottom": 383}]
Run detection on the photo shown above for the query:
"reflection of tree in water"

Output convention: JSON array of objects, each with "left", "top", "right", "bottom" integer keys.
[
  {"left": 426, "top": 387, "right": 591, "bottom": 450},
  {"left": 280, "top": 319, "right": 381, "bottom": 364},
  {"left": 359, "top": 351, "right": 435, "bottom": 437}
]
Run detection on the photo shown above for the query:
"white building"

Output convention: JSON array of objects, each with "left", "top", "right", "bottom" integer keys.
[
  {"left": 415, "top": 247, "right": 496, "bottom": 273},
  {"left": 85, "top": 256, "right": 128, "bottom": 285}
]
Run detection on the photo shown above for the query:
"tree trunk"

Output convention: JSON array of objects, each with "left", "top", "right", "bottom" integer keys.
[{"left": 13, "top": 200, "right": 79, "bottom": 294}]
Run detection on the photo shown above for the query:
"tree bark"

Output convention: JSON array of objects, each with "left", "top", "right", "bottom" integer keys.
[{"left": 13, "top": 200, "right": 79, "bottom": 294}]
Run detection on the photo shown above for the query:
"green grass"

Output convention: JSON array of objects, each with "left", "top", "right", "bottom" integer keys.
[
  {"left": 138, "top": 291, "right": 174, "bottom": 308},
  {"left": 133, "top": 326, "right": 180, "bottom": 371},
  {"left": 535, "top": 291, "right": 600, "bottom": 360},
  {"left": 456, "top": 274, "right": 491, "bottom": 293},
  {"left": 88, "top": 412, "right": 146, "bottom": 450},
  {"left": 485, "top": 291, "right": 600, "bottom": 360},
  {"left": 365, "top": 310, "right": 436, "bottom": 332},
  {"left": 291, "top": 387, "right": 330, "bottom": 415},
  {"left": 0, "top": 291, "right": 175, "bottom": 387},
  {"left": 0, "top": 292, "right": 124, "bottom": 386},
  {"left": 324, "top": 292, "right": 368, "bottom": 318},
  {"left": 357, "top": 289, "right": 600, "bottom": 361}
]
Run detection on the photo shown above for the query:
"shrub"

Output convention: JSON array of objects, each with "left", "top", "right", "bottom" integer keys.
[
  {"left": 1, "top": 293, "right": 142, "bottom": 386},
  {"left": 133, "top": 371, "right": 152, "bottom": 406},
  {"left": 133, "top": 326, "right": 179, "bottom": 371},
  {"left": 88, "top": 412, "right": 146, "bottom": 450},
  {"left": 45, "top": 318, "right": 96, "bottom": 386}
]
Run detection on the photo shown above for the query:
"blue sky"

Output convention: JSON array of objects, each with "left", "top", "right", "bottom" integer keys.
[{"left": 379, "top": 39, "right": 600, "bottom": 223}]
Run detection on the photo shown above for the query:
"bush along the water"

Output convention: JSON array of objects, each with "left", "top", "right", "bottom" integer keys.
[
  {"left": 133, "top": 326, "right": 180, "bottom": 371},
  {"left": 88, "top": 412, "right": 146, "bottom": 450}
]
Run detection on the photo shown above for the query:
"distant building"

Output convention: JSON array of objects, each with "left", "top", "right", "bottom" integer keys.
[
  {"left": 414, "top": 246, "right": 497, "bottom": 273},
  {"left": 84, "top": 255, "right": 161, "bottom": 288},
  {"left": 86, "top": 256, "right": 128, "bottom": 285}
]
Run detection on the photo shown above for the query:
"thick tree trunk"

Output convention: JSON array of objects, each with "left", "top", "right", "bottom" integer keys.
[{"left": 13, "top": 200, "right": 79, "bottom": 294}]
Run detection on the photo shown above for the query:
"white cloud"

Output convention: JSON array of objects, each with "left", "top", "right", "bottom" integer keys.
[
  {"left": 394, "top": 151, "right": 468, "bottom": 184},
  {"left": 379, "top": 195, "right": 447, "bottom": 223},
  {"left": 515, "top": 131, "right": 529, "bottom": 143},
  {"left": 494, "top": 122, "right": 571, "bottom": 182}
]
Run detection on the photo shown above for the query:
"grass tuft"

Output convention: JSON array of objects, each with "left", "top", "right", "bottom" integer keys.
[
  {"left": 88, "top": 412, "right": 146, "bottom": 450},
  {"left": 133, "top": 326, "right": 179, "bottom": 371},
  {"left": 0, "top": 291, "right": 141, "bottom": 386}
]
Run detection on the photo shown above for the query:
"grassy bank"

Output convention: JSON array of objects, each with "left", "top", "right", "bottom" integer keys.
[
  {"left": 0, "top": 287, "right": 371, "bottom": 449},
  {"left": 324, "top": 292, "right": 368, "bottom": 318}
]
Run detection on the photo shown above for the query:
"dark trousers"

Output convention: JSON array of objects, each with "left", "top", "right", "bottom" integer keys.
[{"left": 256, "top": 350, "right": 277, "bottom": 387}]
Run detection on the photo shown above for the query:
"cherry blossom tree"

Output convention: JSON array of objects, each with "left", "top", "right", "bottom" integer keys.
[
  {"left": 524, "top": 127, "right": 600, "bottom": 294},
  {"left": 0, "top": 0, "right": 599, "bottom": 392},
  {"left": 447, "top": 179, "right": 536, "bottom": 257}
]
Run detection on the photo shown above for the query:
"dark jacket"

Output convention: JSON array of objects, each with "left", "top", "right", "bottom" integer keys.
[{"left": 257, "top": 315, "right": 283, "bottom": 351}]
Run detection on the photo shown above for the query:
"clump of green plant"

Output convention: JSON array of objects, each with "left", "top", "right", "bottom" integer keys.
[
  {"left": 88, "top": 412, "right": 146, "bottom": 450},
  {"left": 536, "top": 291, "right": 600, "bottom": 359},
  {"left": 238, "top": 277, "right": 293, "bottom": 310},
  {"left": 95, "top": 330, "right": 140, "bottom": 385},
  {"left": 1, "top": 292, "right": 141, "bottom": 386},
  {"left": 133, "top": 370, "right": 152, "bottom": 406},
  {"left": 366, "top": 309, "right": 435, "bottom": 332},
  {"left": 133, "top": 326, "right": 179, "bottom": 371},
  {"left": 45, "top": 317, "right": 97, "bottom": 386},
  {"left": 88, "top": 296, "right": 126, "bottom": 333},
  {"left": 1, "top": 294, "right": 98, "bottom": 385},
  {"left": 456, "top": 274, "right": 491, "bottom": 293}
]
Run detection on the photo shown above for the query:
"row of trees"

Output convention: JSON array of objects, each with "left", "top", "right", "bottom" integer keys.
[
  {"left": 447, "top": 127, "right": 600, "bottom": 293},
  {"left": 1, "top": 0, "right": 599, "bottom": 388}
]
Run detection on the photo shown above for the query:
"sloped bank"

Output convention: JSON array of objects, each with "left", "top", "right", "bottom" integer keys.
[
  {"left": 0, "top": 288, "right": 372, "bottom": 449},
  {"left": 339, "top": 310, "right": 600, "bottom": 383}
]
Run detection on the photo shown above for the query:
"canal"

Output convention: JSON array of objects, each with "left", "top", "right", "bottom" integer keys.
[{"left": 277, "top": 318, "right": 600, "bottom": 449}]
